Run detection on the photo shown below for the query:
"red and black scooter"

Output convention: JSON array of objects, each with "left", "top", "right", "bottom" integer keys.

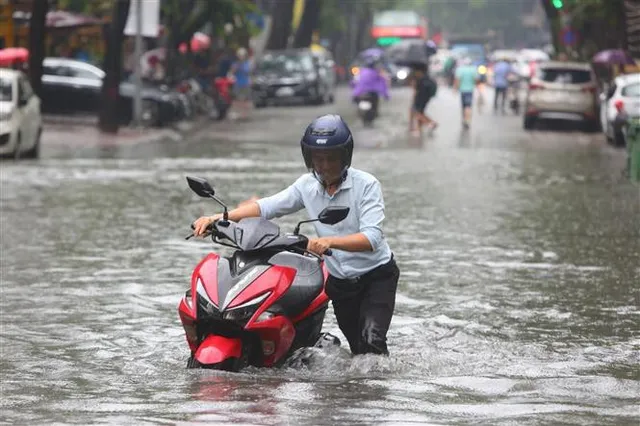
[{"left": 179, "top": 176, "right": 347, "bottom": 370}]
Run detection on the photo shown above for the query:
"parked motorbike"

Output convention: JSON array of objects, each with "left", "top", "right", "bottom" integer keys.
[
  {"left": 179, "top": 176, "right": 346, "bottom": 371},
  {"left": 355, "top": 92, "right": 379, "bottom": 126}
]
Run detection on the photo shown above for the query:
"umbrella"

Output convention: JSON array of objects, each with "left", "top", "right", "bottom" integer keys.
[
  {"left": 385, "top": 39, "right": 430, "bottom": 68},
  {"left": 592, "top": 49, "right": 635, "bottom": 65},
  {"left": 519, "top": 49, "right": 549, "bottom": 62},
  {"left": 0, "top": 47, "right": 29, "bottom": 67},
  {"left": 361, "top": 47, "right": 384, "bottom": 58},
  {"left": 425, "top": 40, "right": 437, "bottom": 55},
  {"left": 179, "top": 32, "right": 212, "bottom": 54}
]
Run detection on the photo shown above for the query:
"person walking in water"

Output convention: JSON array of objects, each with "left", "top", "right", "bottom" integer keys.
[{"left": 454, "top": 56, "right": 479, "bottom": 129}]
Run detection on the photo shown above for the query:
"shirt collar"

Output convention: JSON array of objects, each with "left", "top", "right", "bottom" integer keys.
[{"left": 314, "top": 169, "right": 353, "bottom": 194}]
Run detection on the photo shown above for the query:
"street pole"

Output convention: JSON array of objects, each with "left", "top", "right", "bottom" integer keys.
[{"left": 133, "top": 0, "right": 143, "bottom": 127}]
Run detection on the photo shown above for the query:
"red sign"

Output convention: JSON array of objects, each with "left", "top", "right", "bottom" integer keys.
[{"left": 371, "top": 26, "right": 424, "bottom": 38}]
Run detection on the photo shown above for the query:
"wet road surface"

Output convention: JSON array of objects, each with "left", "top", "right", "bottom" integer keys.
[{"left": 1, "top": 85, "right": 639, "bottom": 425}]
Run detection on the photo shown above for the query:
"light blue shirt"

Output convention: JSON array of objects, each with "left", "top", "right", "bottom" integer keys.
[
  {"left": 493, "top": 61, "right": 512, "bottom": 88},
  {"left": 256, "top": 168, "right": 392, "bottom": 279},
  {"left": 455, "top": 65, "right": 479, "bottom": 93}
]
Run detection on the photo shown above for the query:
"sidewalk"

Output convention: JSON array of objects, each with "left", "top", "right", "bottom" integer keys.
[{"left": 42, "top": 115, "right": 208, "bottom": 148}]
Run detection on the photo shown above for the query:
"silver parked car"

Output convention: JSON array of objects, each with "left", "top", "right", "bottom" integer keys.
[
  {"left": 523, "top": 61, "right": 600, "bottom": 132},
  {"left": 599, "top": 73, "right": 640, "bottom": 146}
]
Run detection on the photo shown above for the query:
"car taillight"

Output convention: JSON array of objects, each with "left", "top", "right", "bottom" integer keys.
[
  {"left": 529, "top": 83, "right": 544, "bottom": 90},
  {"left": 582, "top": 86, "right": 597, "bottom": 94}
]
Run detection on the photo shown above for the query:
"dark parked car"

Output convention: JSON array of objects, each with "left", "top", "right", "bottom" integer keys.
[
  {"left": 40, "top": 58, "right": 183, "bottom": 127},
  {"left": 251, "top": 48, "right": 335, "bottom": 107}
]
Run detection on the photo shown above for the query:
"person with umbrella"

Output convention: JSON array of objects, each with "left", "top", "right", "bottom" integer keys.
[
  {"left": 409, "top": 63, "right": 438, "bottom": 137},
  {"left": 351, "top": 54, "right": 390, "bottom": 119}
]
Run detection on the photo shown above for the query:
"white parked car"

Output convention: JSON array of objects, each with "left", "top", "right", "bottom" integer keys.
[
  {"left": 0, "top": 68, "right": 42, "bottom": 159},
  {"left": 600, "top": 73, "right": 640, "bottom": 146}
]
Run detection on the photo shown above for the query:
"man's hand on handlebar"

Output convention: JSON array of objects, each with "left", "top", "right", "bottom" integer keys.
[
  {"left": 193, "top": 214, "right": 222, "bottom": 237},
  {"left": 307, "top": 237, "right": 333, "bottom": 257}
]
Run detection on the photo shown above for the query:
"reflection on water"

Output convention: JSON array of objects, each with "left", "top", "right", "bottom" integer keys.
[{"left": 1, "top": 117, "right": 639, "bottom": 424}]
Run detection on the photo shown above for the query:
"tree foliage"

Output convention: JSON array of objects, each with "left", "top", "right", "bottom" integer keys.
[{"left": 540, "top": 0, "right": 627, "bottom": 59}]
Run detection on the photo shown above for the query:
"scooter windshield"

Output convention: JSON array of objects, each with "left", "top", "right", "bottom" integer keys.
[{"left": 216, "top": 217, "right": 280, "bottom": 251}]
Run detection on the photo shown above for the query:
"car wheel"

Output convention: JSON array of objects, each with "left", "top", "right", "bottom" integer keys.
[
  {"left": 584, "top": 119, "right": 601, "bottom": 133},
  {"left": 605, "top": 122, "right": 614, "bottom": 143},
  {"left": 140, "top": 100, "right": 160, "bottom": 127},
  {"left": 22, "top": 128, "right": 41, "bottom": 159},
  {"left": 13, "top": 133, "right": 21, "bottom": 160},
  {"left": 523, "top": 116, "right": 536, "bottom": 130}
]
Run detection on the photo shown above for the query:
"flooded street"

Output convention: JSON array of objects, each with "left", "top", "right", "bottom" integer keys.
[{"left": 1, "top": 86, "right": 639, "bottom": 425}]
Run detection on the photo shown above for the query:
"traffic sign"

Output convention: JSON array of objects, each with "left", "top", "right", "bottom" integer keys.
[{"left": 560, "top": 28, "right": 577, "bottom": 46}]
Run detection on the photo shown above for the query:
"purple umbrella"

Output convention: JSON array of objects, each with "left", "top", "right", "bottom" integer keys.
[
  {"left": 361, "top": 48, "right": 384, "bottom": 58},
  {"left": 592, "top": 49, "right": 636, "bottom": 65}
]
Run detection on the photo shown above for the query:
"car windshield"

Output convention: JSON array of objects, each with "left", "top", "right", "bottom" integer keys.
[
  {"left": 622, "top": 82, "right": 640, "bottom": 97},
  {"left": 538, "top": 68, "right": 592, "bottom": 84},
  {"left": 257, "top": 54, "right": 313, "bottom": 73},
  {"left": 0, "top": 78, "right": 12, "bottom": 101}
]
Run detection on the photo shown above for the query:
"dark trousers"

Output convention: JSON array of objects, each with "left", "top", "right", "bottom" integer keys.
[
  {"left": 494, "top": 87, "right": 507, "bottom": 111},
  {"left": 325, "top": 257, "right": 399, "bottom": 355}
]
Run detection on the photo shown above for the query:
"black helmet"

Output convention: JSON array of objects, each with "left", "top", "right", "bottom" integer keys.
[{"left": 301, "top": 114, "right": 353, "bottom": 179}]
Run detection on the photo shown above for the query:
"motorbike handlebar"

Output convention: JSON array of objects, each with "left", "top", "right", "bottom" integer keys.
[{"left": 185, "top": 220, "right": 334, "bottom": 257}]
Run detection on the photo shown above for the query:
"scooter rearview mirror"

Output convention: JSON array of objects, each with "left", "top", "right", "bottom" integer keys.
[
  {"left": 187, "top": 176, "right": 215, "bottom": 198},
  {"left": 318, "top": 206, "right": 350, "bottom": 225}
]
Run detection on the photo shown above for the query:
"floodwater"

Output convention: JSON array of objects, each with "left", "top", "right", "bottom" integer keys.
[{"left": 1, "top": 87, "right": 639, "bottom": 425}]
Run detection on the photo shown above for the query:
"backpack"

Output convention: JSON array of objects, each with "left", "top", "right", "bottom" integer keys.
[{"left": 420, "top": 75, "right": 437, "bottom": 99}]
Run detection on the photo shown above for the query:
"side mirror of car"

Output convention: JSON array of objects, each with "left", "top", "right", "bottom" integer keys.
[{"left": 18, "top": 97, "right": 28, "bottom": 107}]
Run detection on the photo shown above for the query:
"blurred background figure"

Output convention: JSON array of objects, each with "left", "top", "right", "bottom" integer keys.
[
  {"left": 454, "top": 56, "right": 479, "bottom": 129},
  {"left": 229, "top": 47, "right": 252, "bottom": 120}
]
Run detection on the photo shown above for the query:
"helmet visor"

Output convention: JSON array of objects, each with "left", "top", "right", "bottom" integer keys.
[{"left": 303, "top": 146, "right": 348, "bottom": 182}]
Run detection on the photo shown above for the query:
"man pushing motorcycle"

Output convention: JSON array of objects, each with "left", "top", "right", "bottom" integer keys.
[{"left": 193, "top": 114, "right": 400, "bottom": 356}]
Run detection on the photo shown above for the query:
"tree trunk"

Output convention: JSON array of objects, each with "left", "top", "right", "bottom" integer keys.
[
  {"left": 539, "top": 0, "right": 563, "bottom": 54},
  {"left": 293, "top": 0, "right": 320, "bottom": 48},
  {"left": 99, "top": 0, "right": 130, "bottom": 134},
  {"left": 266, "top": 0, "right": 294, "bottom": 50},
  {"left": 27, "top": 0, "right": 49, "bottom": 98}
]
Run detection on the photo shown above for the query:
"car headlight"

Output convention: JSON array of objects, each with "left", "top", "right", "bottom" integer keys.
[
  {"left": 161, "top": 94, "right": 172, "bottom": 102},
  {"left": 306, "top": 72, "right": 317, "bottom": 81},
  {"left": 396, "top": 69, "right": 408, "bottom": 80},
  {"left": 0, "top": 110, "right": 13, "bottom": 121},
  {"left": 222, "top": 292, "right": 270, "bottom": 324}
]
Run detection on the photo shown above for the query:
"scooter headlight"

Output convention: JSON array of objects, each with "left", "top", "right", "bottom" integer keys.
[
  {"left": 222, "top": 292, "right": 270, "bottom": 324},
  {"left": 396, "top": 69, "right": 408, "bottom": 80}
]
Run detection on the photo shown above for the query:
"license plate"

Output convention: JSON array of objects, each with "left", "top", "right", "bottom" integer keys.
[
  {"left": 276, "top": 87, "right": 295, "bottom": 97},
  {"left": 358, "top": 101, "right": 372, "bottom": 110}
]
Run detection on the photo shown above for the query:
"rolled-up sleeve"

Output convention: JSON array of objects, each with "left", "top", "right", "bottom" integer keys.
[
  {"left": 359, "top": 180, "right": 385, "bottom": 250},
  {"left": 256, "top": 180, "right": 304, "bottom": 220}
]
